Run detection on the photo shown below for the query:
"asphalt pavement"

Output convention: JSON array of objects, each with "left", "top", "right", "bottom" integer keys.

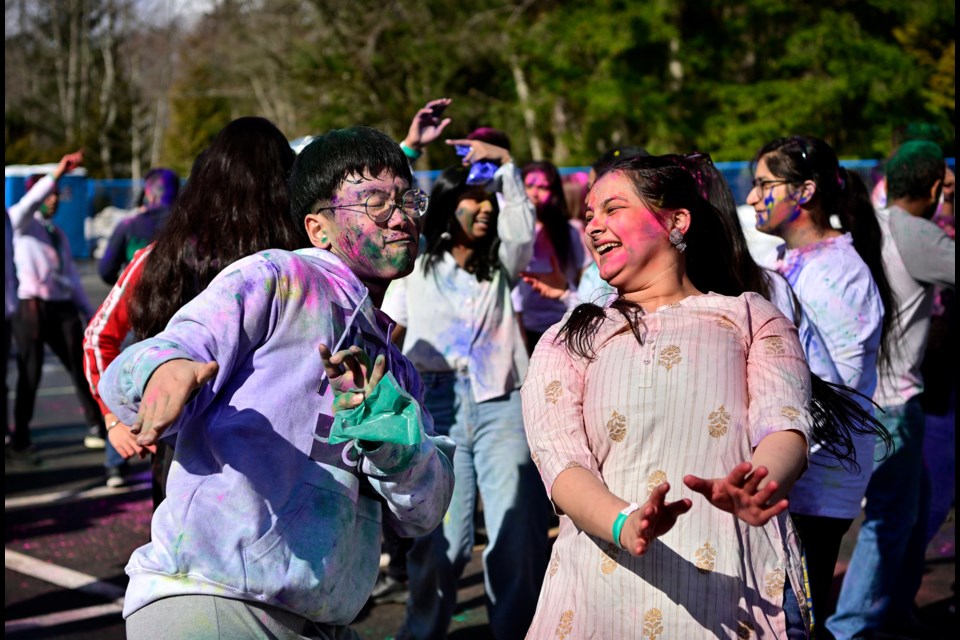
[{"left": 4, "top": 260, "right": 956, "bottom": 639}]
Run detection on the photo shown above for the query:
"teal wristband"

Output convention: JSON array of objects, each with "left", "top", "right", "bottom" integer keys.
[
  {"left": 400, "top": 143, "right": 422, "bottom": 160},
  {"left": 612, "top": 502, "right": 640, "bottom": 549}
]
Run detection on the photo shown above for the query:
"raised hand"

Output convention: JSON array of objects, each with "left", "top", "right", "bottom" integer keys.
[
  {"left": 55, "top": 150, "right": 84, "bottom": 179},
  {"left": 402, "top": 98, "right": 453, "bottom": 153},
  {"left": 131, "top": 359, "right": 219, "bottom": 446},
  {"left": 319, "top": 344, "right": 387, "bottom": 412},
  {"left": 683, "top": 462, "right": 788, "bottom": 526},
  {"left": 445, "top": 138, "right": 512, "bottom": 166},
  {"left": 619, "top": 483, "right": 692, "bottom": 557}
]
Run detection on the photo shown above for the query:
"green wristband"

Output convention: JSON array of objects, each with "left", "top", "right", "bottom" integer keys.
[
  {"left": 612, "top": 502, "right": 640, "bottom": 549},
  {"left": 400, "top": 143, "right": 422, "bottom": 160}
]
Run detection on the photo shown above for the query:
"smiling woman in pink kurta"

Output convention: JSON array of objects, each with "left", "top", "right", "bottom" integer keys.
[
  {"left": 520, "top": 155, "right": 814, "bottom": 639},
  {"left": 523, "top": 293, "right": 811, "bottom": 638}
]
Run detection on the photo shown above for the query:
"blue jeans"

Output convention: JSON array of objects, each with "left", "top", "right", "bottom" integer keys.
[
  {"left": 105, "top": 438, "right": 125, "bottom": 469},
  {"left": 401, "top": 372, "right": 550, "bottom": 640},
  {"left": 783, "top": 575, "right": 810, "bottom": 639},
  {"left": 827, "top": 399, "right": 928, "bottom": 639}
]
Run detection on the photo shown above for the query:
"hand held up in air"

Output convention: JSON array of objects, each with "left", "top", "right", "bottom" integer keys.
[
  {"left": 402, "top": 98, "right": 453, "bottom": 154},
  {"left": 319, "top": 344, "right": 387, "bottom": 412},
  {"left": 618, "top": 483, "right": 692, "bottom": 557},
  {"left": 132, "top": 359, "right": 219, "bottom": 446},
  {"left": 683, "top": 462, "right": 788, "bottom": 526},
  {"left": 445, "top": 138, "right": 512, "bottom": 166},
  {"left": 55, "top": 150, "right": 84, "bottom": 180}
]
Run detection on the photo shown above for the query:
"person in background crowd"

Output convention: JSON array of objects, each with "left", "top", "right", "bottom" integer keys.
[
  {"left": 747, "top": 135, "right": 895, "bottom": 631},
  {"left": 829, "top": 140, "right": 955, "bottom": 640},
  {"left": 384, "top": 138, "right": 550, "bottom": 640},
  {"left": 562, "top": 170, "right": 590, "bottom": 222},
  {"left": 7, "top": 150, "right": 105, "bottom": 462},
  {"left": 4, "top": 207, "right": 17, "bottom": 449},
  {"left": 97, "top": 167, "right": 179, "bottom": 285},
  {"left": 91, "top": 166, "right": 179, "bottom": 486},
  {"left": 513, "top": 161, "right": 592, "bottom": 353}
]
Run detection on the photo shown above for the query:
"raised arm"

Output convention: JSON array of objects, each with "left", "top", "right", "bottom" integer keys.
[
  {"left": 8, "top": 150, "right": 83, "bottom": 230},
  {"left": 446, "top": 138, "right": 537, "bottom": 283}
]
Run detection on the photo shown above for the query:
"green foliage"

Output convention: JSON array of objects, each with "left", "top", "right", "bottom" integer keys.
[{"left": 5, "top": 0, "right": 955, "bottom": 175}]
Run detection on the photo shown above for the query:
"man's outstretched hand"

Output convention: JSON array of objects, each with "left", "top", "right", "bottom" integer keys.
[
  {"left": 319, "top": 344, "right": 387, "bottom": 412},
  {"left": 131, "top": 359, "right": 218, "bottom": 446}
]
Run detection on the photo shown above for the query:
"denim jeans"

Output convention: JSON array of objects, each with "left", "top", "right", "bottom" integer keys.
[
  {"left": 105, "top": 439, "right": 125, "bottom": 469},
  {"left": 783, "top": 575, "right": 811, "bottom": 639},
  {"left": 827, "top": 399, "right": 927, "bottom": 639},
  {"left": 400, "top": 372, "right": 551, "bottom": 640}
]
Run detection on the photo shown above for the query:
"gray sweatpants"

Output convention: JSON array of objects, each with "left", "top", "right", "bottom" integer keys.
[{"left": 126, "top": 595, "right": 361, "bottom": 640}]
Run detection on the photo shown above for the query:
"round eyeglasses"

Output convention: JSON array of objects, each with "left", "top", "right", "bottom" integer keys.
[
  {"left": 750, "top": 178, "right": 789, "bottom": 193},
  {"left": 315, "top": 189, "right": 429, "bottom": 224}
]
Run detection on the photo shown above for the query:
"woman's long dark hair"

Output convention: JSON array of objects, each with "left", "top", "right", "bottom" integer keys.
[
  {"left": 523, "top": 161, "right": 575, "bottom": 274},
  {"left": 559, "top": 155, "right": 889, "bottom": 471},
  {"left": 421, "top": 166, "right": 501, "bottom": 282},
  {"left": 129, "top": 117, "right": 308, "bottom": 339},
  {"left": 754, "top": 136, "right": 896, "bottom": 374}
]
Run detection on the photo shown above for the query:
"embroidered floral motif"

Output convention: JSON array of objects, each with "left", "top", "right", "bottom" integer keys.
[
  {"left": 781, "top": 406, "right": 800, "bottom": 421},
  {"left": 764, "top": 336, "right": 785, "bottom": 355},
  {"left": 658, "top": 345, "right": 682, "bottom": 370},
  {"left": 708, "top": 404, "right": 730, "bottom": 438},
  {"left": 563, "top": 460, "right": 584, "bottom": 470},
  {"left": 716, "top": 316, "right": 736, "bottom": 330},
  {"left": 600, "top": 543, "right": 619, "bottom": 575},
  {"left": 556, "top": 610, "right": 574, "bottom": 640},
  {"left": 545, "top": 380, "right": 562, "bottom": 404},
  {"left": 606, "top": 411, "right": 627, "bottom": 442},
  {"left": 764, "top": 568, "right": 786, "bottom": 597},
  {"left": 647, "top": 470, "right": 668, "bottom": 495},
  {"left": 548, "top": 553, "right": 560, "bottom": 578},
  {"left": 643, "top": 608, "right": 664, "bottom": 640},
  {"left": 695, "top": 541, "right": 716, "bottom": 574}
]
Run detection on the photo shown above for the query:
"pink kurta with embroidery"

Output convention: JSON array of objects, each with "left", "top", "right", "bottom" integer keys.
[{"left": 522, "top": 292, "right": 812, "bottom": 639}]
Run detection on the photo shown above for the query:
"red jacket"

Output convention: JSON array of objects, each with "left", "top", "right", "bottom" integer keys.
[{"left": 83, "top": 245, "right": 153, "bottom": 416}]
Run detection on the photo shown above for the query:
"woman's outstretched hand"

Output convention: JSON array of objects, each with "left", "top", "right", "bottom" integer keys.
[
  {"left": 683, "top": 462, "right": 788, "bottom": 526},
  {"left": 619, "top": 483, "right": 692, "bottom": 557}
]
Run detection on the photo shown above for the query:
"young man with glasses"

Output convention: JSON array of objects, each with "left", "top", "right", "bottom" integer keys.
[{"left": 99, "top": 126, "right": 455, "bottom": 639}]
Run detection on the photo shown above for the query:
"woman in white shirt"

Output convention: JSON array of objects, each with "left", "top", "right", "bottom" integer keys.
[{"left": 383, "top": 140, "right": 550, "bottom": 640}]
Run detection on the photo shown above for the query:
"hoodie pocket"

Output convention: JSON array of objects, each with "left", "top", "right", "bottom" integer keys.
[{"left": 242, "top": 479, "right": 382, "bottom": 622}]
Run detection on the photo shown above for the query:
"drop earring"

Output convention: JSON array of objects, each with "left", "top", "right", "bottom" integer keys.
[{"left": 669, "top": 228, "right": 687, "bottom": 253}]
